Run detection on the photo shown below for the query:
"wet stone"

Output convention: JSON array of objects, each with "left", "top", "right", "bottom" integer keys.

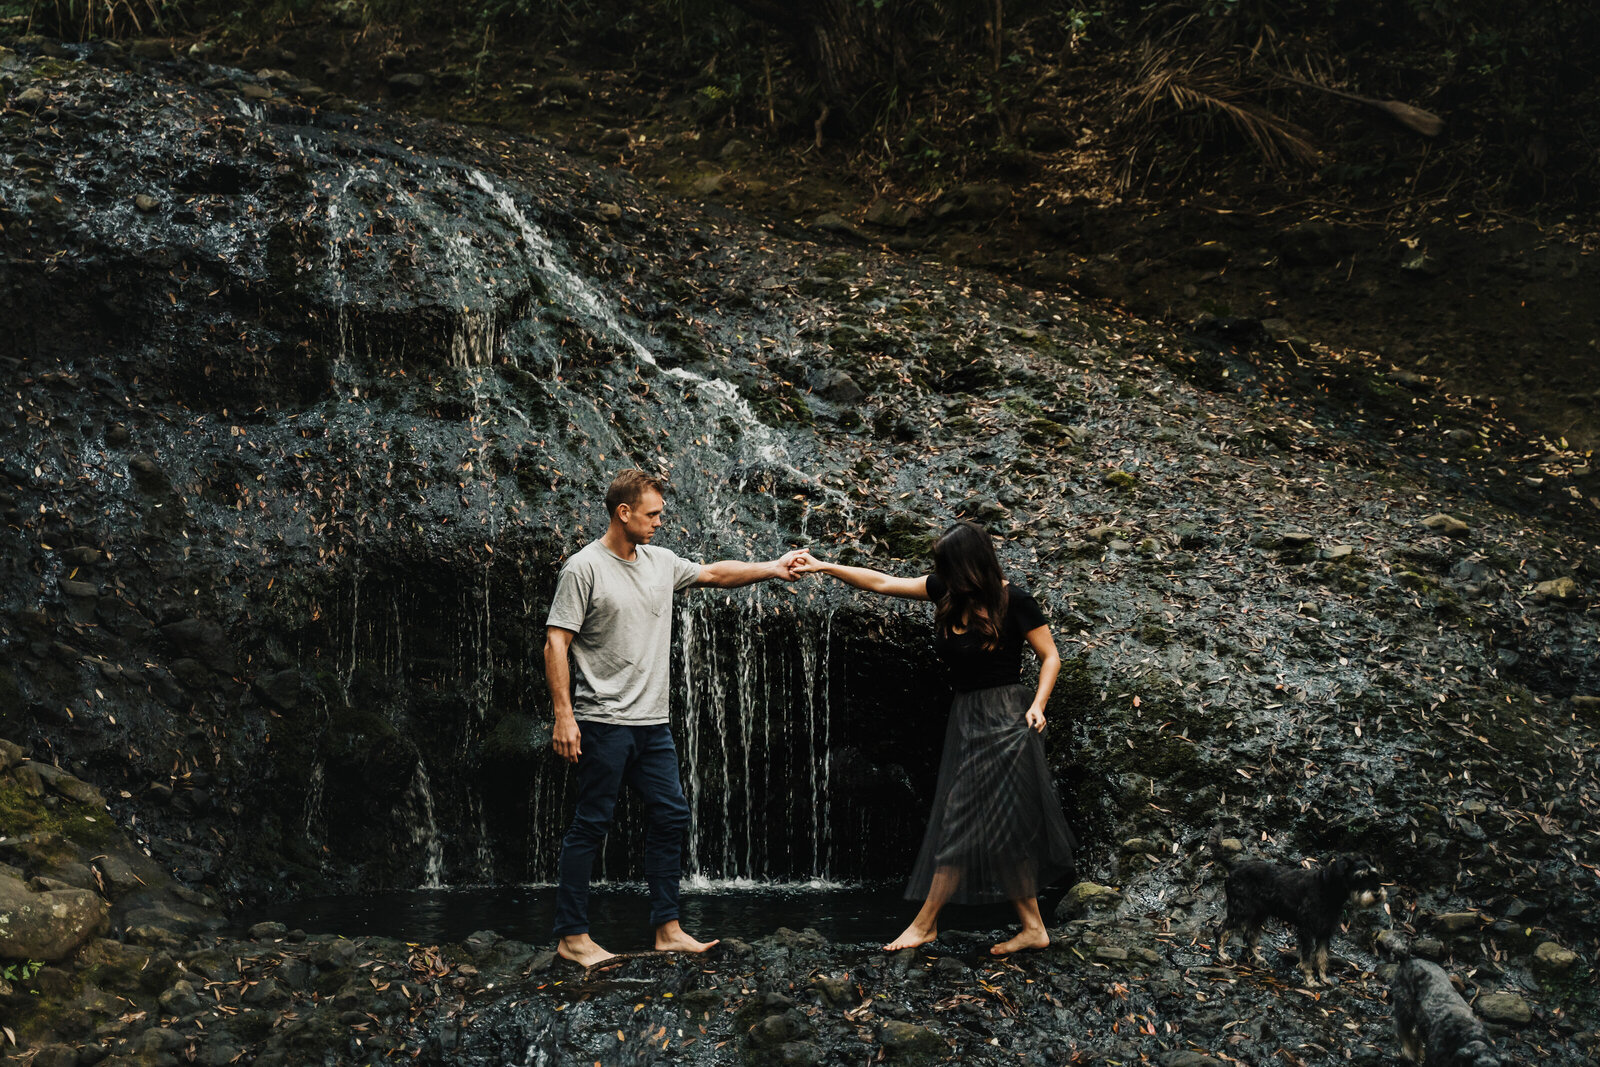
[
  {"left": 1421, "top": 512, "right": 1470, "bottom": 535},
  {"left": 1535, "top": 577, "right": 1579, "bottom": 600},
  {"left": 1532, "top": 941, "right": 1580, "bottom": 977},
  {"left": 1163, "top": 1054, "right": 1225, "bottom": 1067},
  {"left": 747, "top": 1010, "right": 811, "bottom": 1048},
  {"left": 1476, "top": 992, "right": 1532, "bottom": 1026},
  {"left": 808, "top": 974, "right": 855, "bottom": 1007},
  {"left": 134, "top": 194, "right": 159, "bottom": 212},
  {"left": 196, "top": 1036, "right": 243, "bottom": 1067},
  {"left": 276, "top": 956, "right": 312, "bottom": 990},
  {"left": 1434, "top": 911, "right": 1481, "bottom": 934},
  {"left": 879, "top": 1019, "right": 945, "bottom": 1055},
  {"left": 1057, "top": 881, "right": 1123, "bottom": 920},
  {"left": 160, "top": 978, "right": 205, "bottom": 1017}
]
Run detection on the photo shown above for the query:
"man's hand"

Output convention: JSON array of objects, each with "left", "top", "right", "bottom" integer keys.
[
  {"left": 775, "top": 548, "right": 808, "bottom": 581},
  {"left": 553, "top": 715, "right": 582, "bottom": 763},
  {"left": 790, "top": 549, "right": 823, "bottom": 575}
]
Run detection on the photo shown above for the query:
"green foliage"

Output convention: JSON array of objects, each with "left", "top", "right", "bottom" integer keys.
[
  {"left": 24, "top": 0, "right": 180, "bottom": 39},
  {"left": 1, "top": 960, "right": 44, "bottom": 983}
]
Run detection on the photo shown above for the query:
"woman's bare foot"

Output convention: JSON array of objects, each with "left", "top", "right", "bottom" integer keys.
[
  {"left": 654, "top": 920, "right": 719, "bottom": 953},
  {"left": 990, "top": 928, "right": 1050, "bottom": 955},
  {"left": 883, "top": 922, "right": 938, "bottom": 952},
  {"left": 557, "top": 934, "right": 617, "bottom": 967}
]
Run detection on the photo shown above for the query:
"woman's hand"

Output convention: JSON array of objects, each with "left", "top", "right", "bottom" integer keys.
[
  {"left": 790, "top": 549, "right": 828, "bottom": 575},
  {"left": 1025, "top": 704, "right": 1047, "bottom": 732}
]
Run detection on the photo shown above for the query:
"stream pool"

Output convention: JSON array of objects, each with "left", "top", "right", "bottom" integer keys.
[{"left": 249, "top": 880, "right": 1047, "bottom": 950}]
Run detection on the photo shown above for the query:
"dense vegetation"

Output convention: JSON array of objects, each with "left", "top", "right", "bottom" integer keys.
[{"left": 6, "top": 0, "right": 1598, "bottom": 209}]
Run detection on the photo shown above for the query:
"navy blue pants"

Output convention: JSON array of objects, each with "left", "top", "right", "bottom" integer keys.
[{"left": 552, "top": 721, "right": 690, "bottom": 938}]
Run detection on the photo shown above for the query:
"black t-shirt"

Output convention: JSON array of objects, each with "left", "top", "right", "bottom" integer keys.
[{"left": 924, "top": 574, "right": 1048, "bottom": 692}]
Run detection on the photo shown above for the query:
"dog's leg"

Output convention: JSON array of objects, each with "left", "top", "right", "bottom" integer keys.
[
  {"left": 1396, "top": 1020, "right": 1422, "bottom": 1063},
  {"left": 1314, "top": 939, "right": 1330, "bottom": 984},
  {"left": 1295, "top": 932, "right": 1320, "bottom": 986},
  {"left": 1215, "top": 922, "right": 1234, "bottom": 963},
  {"left": 1247, "top": 922, "right": 1269, "bottom": 967}
]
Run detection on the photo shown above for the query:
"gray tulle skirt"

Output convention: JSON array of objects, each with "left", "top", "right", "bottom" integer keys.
[{"left": 904, "top": 683, "right": 1076, "bottom": 905}]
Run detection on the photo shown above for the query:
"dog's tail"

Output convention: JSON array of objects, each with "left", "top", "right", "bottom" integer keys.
[{"left": 1203, "top": 825, "right": 1245, "bottom": 869}]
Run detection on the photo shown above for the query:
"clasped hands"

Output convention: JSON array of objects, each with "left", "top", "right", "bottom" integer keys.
[{"left": 773, "top": 548, "right": 824, "bottom": 581}]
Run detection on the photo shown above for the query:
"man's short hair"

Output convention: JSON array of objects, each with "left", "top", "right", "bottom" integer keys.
[{"left": 605, "top": 469, "right": 666, "bottom": 517}]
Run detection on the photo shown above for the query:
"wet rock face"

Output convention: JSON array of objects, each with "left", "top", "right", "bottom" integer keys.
[{"left": 0, "top": 35, "right": 1598, "bottom": 1053}]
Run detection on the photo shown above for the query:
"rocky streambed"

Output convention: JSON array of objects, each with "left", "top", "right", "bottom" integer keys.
[{"left": 1, "top": 32, "right": 1597, "bottom": 1067}]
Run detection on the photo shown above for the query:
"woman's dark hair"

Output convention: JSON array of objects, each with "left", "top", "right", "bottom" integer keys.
[{"left": 932, "top": 520, "right": 1009, "bottom": 650}]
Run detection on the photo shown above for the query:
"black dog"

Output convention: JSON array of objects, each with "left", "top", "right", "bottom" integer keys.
[
  {"left": 1216, "top": 854, "right": 1386, "bottom": 985},
  {"left": 1393, "top": 958, "right": 1500, "bottom": 1067}
]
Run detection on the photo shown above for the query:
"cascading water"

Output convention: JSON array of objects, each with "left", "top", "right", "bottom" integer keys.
[
  {"left": 237, "top": 124, "right": 918, "bottom": 892},
  {"left": 405, "top": 761, "right": 448, "bottom": 889}
]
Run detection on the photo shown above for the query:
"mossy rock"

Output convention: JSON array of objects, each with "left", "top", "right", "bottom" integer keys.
[
  {"left": 0, "top": 779, "right": 111, "bottom": 853},
  {"left": 863, "top": 508, "right": 937, "bottom": 559},
  {"left": 1104, "top": 470, "right": 1138, "bottom": 492},
  {"left": 1395, "top": 570, "right": 1436, "bottom": 594}
]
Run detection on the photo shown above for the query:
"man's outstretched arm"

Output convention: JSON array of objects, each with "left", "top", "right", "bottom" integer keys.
[
  {"left": 692, "top": 549, "right": 805, "bottom": 589},
  {"left": 544, "top": 626, "right": 581, "bottom": 763}
]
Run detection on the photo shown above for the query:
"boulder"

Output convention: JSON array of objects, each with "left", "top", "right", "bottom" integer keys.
[{"left": 0, "top": 872, "right": 109, "bottom": 960}]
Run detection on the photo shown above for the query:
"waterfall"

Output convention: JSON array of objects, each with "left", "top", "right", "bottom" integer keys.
[
  {"left": 674, "top": 597, "right": 839, "bottom": 884},
  {"left": 406, "top": 761, "right": 448, "bottom": 889}
]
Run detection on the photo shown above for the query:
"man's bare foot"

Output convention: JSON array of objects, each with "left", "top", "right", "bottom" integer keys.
[
  {"left": 654, "top": 920, "right": 719, "bottom": 953},
  {"left": 883, "top": 922, "right": 938, "bottom": 952},
  {"left": 557, "top": 934, "right": 617, "bottom": 968},
  {"left": 990, "top": 928, "right": 1050, "bottom": 956}
]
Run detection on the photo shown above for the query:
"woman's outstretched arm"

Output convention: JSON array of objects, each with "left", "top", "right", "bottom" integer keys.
[
  {"left": 792, "top": 551, "right": 931, "bottom": 600},
  {"left": 1022, "top": 625, "right": 1061, "bottom": 732}
]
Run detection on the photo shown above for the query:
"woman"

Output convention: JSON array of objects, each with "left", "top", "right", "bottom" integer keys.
[{"left": 794, "top": 521, "right": 1075, "bottom": 955}]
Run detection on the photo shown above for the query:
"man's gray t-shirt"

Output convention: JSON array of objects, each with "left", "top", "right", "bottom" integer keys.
[{"left": 546, "top": 540, "right": 702, "bottom": 725}]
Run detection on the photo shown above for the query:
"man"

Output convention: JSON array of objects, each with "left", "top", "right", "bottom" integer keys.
[{"left": 544, "top": 468, "right": 803, "bottom": 966}]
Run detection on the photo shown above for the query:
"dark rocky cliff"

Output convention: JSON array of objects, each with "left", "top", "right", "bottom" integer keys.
[{"left": 0, "top": 35, "right": 1596, "bottom": 1067}]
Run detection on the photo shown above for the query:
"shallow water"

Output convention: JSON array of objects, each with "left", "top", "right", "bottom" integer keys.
[{"left": 251, "top": 880, "right": 1038, "bottom": 950}]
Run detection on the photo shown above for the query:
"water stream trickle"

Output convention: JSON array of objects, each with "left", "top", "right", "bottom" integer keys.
[{"left": 406, "top": 761, "right": 448, "bottom": 889}]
